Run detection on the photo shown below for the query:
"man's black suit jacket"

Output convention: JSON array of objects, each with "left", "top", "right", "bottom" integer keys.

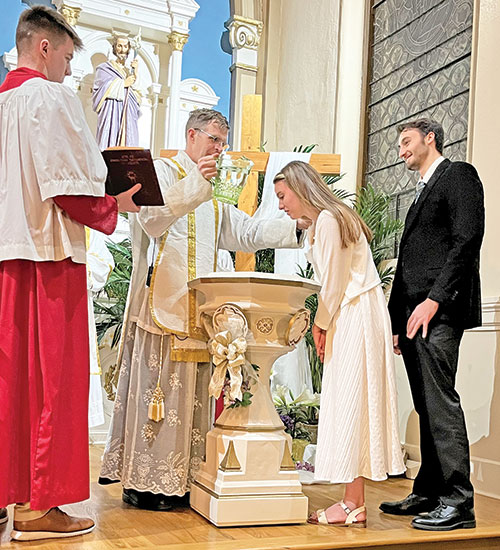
[{"left": 388, "top": 159, "right": 485, "bottom": 335}]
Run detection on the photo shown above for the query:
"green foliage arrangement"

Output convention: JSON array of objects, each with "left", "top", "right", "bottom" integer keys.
[
  {"left": 94, "top": 238, "right": 132, "bottom": 348},
  {"left": 354, "top": 185, "right": 403, "bottom": 287},
  {"left": 273, "top": 385, "right": 320, "bottom": 440}
]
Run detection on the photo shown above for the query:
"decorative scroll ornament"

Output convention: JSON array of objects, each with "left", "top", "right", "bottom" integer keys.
[
  {"left": 226, "top": 15, "right": 263, "bottom": 50},
  {"left": 208, "top": 330, "right": 247, "bottom": 402},
  {"left": 58, "top": 4, "right": 82, "bottom": 26},
  {"left": 285, "top": 308, "right": 310, "bottom": 346},
  {"left": 168, "top": 31, "right": 189, "bottom": 52}
]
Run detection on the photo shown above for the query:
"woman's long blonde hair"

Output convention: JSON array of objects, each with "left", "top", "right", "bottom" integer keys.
[{"left": 274, "top": 161, "right": 372, "bottom": 248}]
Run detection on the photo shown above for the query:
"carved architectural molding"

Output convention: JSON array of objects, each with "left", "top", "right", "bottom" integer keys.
[
  {"left": 471, "top": 297, "right": 500, "bottom": 332},
  {"left": 60, "top": 5, "right": 82, "bottom": 26},
  {"left": 168, "top": 31, "right": 189, "bottom": 51},
  {"left": 167, "top": 0, "right": 200, "bottom": 34},
  {"left": 226, "top": 15, "right": 263, "bottom": 50},
  {"left": 53, "top": 1, "right": 83, "bottom": 26}
]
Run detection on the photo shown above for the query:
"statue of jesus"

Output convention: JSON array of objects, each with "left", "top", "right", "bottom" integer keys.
[{"left": 92, "top": 34, "right": 142, "bottom": 150}]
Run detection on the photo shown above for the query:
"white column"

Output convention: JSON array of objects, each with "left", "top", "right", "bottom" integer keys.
[
  {"left": 225, "top": 15, "right": 263, "bottom": 150},
  {"left": 166, "top": 32, "right": 188, "bottom": 149},
  {"left": 334, "top": 0, "right": 368, "bottom": 193},
  {"left": 148, "top": 82, "right": 162, "bottom": 154}
]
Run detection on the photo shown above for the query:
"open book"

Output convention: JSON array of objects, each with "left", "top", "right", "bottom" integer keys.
[{"left": 102, "top": 147, "right": 164, "bottom": 206}]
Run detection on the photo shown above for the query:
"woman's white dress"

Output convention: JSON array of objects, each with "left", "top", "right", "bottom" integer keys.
[{"left": 308, "top": 210, "right": 405, "bottom": 483}]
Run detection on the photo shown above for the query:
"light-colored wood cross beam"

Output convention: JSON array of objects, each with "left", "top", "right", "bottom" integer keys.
[{"left": 158, "top": 150, "right": 341, "bottom": 175}]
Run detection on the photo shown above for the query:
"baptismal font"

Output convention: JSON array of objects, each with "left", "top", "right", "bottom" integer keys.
[{"left": 189, "top": 272, "right": 320, "bottom": 526}]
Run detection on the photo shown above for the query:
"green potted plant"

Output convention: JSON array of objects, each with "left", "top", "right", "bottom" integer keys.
[
  {"left": 93, "top": 236, "right": 133, "bottom": 400},
  {"left": 272, "top": 385, "right": 320, "bottom": 461}
]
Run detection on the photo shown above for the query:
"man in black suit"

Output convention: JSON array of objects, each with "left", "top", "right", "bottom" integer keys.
[{"left": 379, "top": 119, "right": 484, "bottom": 531}]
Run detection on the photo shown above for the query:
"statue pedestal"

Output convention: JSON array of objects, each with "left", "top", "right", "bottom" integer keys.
[{"left": 188, "top": 272, "right": 320, "bottom": 527}]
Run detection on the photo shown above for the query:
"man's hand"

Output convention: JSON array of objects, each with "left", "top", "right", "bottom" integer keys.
[
  {"left": 296, "top": 217, "right": 312, "bottom": 230},
  {"left": 393, "top": 335, "right": 401, "bottom": 355},
  {"left": 198, "top": 154, "right": 218, "bottom": 181},
  {"left": 312, "top": 324, "right": 326, "bottom": 362},
  {"left": 115, "top": 183, "right": 141, "bottom": 213},
  {"left": 124, "top": 75, "right": 136, "bottom": 88},
  {"left": 406, "top": 298, "right": 439, "bottom": 339}
]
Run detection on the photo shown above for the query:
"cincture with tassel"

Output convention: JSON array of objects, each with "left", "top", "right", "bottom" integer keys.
[{"left": 148, "top": 333, "right": 166, "bottom": 422}]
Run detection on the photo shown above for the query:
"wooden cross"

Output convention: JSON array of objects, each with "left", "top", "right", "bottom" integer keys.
[{"left": 159, "top": 94, "right": 341, "bottom": 271}]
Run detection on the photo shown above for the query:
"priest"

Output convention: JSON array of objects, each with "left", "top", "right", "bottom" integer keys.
[
  {"left": 0, "top": 6, "right": 140, "bottom": 541},
  {"left": 99, "top": 108, "right": 309, "bottom": 510}
]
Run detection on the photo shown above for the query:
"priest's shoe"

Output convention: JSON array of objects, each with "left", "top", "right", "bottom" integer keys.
[
  {"left": 122, "top": 488, "right": 173, "bottom": 511},
  {"left": 379, "top": 494, "right": 437, "bottom": 516},
  {"left": 0, "top": 508, "right": 8, "bottom": 525},
  {"left": 11, "top": 508, "right": 95, "bottom": 541},
  {"left": 412, "top": 503, "right": 476, "bottom": 531}
]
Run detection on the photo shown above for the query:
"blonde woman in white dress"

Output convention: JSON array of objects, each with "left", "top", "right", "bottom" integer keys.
[{"left": 274, "top": 161, "right": 405, "bottom": 527}]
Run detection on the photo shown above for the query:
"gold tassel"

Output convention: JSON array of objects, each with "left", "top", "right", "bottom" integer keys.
[
  {"left": 148, "top": 333, "right": 166, "bottom": 422},
  {"left": 148, "top": 386, "right": 165, "bottom": 422}
]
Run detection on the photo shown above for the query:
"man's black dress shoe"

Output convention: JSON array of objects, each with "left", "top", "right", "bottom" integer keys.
[
  {"left": 379, "top": 494, "right": 437, "bottom": 516},
  {"left": 122, "top": 488, "right": 173, "bottom": 511},
  {"left": 412, "top": 503, "right": 476, "bottom": 531}
]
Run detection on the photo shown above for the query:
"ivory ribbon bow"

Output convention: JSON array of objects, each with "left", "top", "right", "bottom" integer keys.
[{"left": 208, "top": 330, "right": 247, "bottom": 402}]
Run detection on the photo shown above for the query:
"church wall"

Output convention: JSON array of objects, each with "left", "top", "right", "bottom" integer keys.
[
  {"left": 333, "top": 0, "right": 370, "bottom": 194},
  {"left": 463, "top": 0, "right": 500, "bottom": 500},
  {"left": 258, "top": 0, "right": 340, "bottom": 155}
]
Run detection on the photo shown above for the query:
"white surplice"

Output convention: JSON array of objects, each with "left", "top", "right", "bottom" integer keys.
[{"left": 0, "top": 78, "right": 106, "bottom": 264}]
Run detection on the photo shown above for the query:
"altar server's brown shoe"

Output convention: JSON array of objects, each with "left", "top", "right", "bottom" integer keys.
[
  {"left": 11, "top": 507, "right": 94, "bottom": 541},
  {"left": 0, "top": 508, "right": 8, "bottom": 525}
]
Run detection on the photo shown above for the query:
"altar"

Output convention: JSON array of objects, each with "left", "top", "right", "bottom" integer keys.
[{"left": 188, "top": 272, "right": 320, "bottom": 527}]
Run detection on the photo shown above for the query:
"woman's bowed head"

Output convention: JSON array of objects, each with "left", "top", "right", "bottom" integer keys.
[{"left": 273, "top": 161, "right": 372, "bottom": 362}]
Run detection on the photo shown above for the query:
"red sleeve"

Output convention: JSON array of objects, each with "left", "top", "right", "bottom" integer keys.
[{"left": 53, "top": 194, "right": 118, "bottom": 235}]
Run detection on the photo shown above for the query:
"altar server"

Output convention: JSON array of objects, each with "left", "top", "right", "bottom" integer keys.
[{"left": 0, "top": 6, "right": 139, "bottom": 541}]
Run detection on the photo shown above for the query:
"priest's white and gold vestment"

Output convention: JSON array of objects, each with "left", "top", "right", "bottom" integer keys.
[{"left": 100, "top": 151, "right": 300, "bottom": 495}]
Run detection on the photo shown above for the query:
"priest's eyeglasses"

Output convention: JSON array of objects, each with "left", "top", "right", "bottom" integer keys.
[{"left": 194, "top": 127, "right": 228, "bottom": 148}]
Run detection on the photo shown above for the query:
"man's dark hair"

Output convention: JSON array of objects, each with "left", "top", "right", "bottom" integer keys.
[
  {"left": 185, "top": 108, "right": 230, "bottom": 137},
  {"left": 397, "top": 118, "right": 444, "bottom": 154},
  {"left": 16, "top": 5, "right": 83, "bottom": 53}
]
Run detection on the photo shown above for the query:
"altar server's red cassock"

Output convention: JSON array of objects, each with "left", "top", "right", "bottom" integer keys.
[{"left": 0, "top": 68, "right": 117, "bottom": 510}]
